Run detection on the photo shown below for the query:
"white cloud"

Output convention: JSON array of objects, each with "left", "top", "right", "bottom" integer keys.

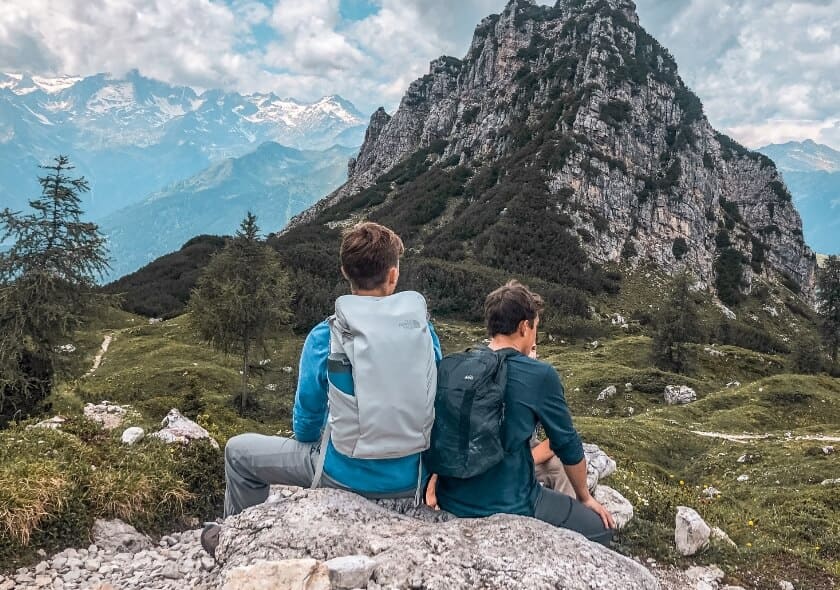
[
  {"left": 635, "top": 0, "right": 840, "bottom": 149},
  {"left": 0, "top": 0, "right": 837, "bottom": 150}
]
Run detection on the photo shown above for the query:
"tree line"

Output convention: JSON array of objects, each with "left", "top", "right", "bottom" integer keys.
[{"left": 1, "top": 155, "right": 839, "bottom": 427}]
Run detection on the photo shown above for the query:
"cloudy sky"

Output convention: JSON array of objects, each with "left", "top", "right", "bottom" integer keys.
[{"left": 1, "top": 0, "right": 838, "bottom": 150}]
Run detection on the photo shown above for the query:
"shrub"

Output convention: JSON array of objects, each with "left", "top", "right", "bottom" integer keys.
[
  {"left": 672, "top": 238, "right": 688, "bottom": 260},
  {"left": 599, "top": 100, "right": 632, "bottom": 126}
]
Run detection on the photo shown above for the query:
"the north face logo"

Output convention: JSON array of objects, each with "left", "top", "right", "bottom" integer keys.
[{"left": 398, "top": 319, "right": 422, "bottom": 329}]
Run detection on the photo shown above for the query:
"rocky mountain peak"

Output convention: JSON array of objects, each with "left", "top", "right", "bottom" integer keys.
[{"left": 286, "top": 0, "right": 815, "bottom": 304}]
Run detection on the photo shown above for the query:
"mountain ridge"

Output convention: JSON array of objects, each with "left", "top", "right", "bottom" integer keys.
[
  {"left": 0, "top": 70, "right": 365, "bottom": 220},
  {"left": 99, "top": 142, "right": 354, "bottom": 281},
  {"left": 281, "top": 0, "right": 814, "bottom": 310}
]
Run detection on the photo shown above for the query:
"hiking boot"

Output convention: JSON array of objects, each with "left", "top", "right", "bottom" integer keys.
[{"left": 200, "top": 522, "right": 221, "bottom": 557}]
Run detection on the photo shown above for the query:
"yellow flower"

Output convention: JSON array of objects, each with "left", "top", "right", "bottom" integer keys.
[
  {"left": 669, "top": 474, "right": 675, "bottom": 479},
  {"left": 748, "top": 520, "right": 754, "bottom": 526},
  {"left": 679, "top": 480, "right": 685, "bottom": 486},
  {"left": 746, "top": 542, "right": 752, "bottom": 547}
]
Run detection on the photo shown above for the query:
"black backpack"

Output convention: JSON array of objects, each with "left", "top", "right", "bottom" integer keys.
[{"left": 424, "top": 347, "right": 519, "bottom": 478}]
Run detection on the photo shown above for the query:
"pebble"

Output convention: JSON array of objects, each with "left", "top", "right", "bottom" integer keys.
[{"left": 85, "top": 558, "right": 101, "bottom": 572}]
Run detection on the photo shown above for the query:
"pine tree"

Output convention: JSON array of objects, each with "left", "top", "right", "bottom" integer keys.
[
  {"left": 817, "top": 255, "right": 840, "bottom": 370},
  {"left": 188, "top": 212, "right": 292, "bottom": 415},
  {"left": 0, "top": 155, "right": 110, "bottom": 426},
  {"left": 651, "top": 270, "right": 703, "bottom": 373}
]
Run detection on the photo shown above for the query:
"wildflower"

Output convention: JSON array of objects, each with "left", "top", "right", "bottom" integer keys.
[
  {"left": 679, "top": 480, "right": 685, "bottom": 486},
  {"left": 747, "top": 520, "right": 754, "bottom": 526},
  {"left": 746, "top": 542, "right": 752, "bottom": 547}
]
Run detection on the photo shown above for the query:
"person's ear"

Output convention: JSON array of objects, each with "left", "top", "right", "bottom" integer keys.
[
  {"left": 388, "top": 265, "right": 399, "bottom": 287},
  {"left": 517, "top": 319, "right": 529, "bottom": 337}
]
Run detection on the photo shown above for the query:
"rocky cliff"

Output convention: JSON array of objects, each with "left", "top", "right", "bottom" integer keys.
[{"left": 290, "top": 0, "right": 815, "bottom": 301}]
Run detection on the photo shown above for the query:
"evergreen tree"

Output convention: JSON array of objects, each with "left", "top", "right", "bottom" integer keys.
[
  {"left": 651, "top": 271, "right": 703, "bottom": 373},
  {"left": 188, "top": 212, "right": 292, "bottom": 415},
  {"left": 817, "top": 255, "right": 840, "bottom": 369},
  {"left": 0, "top": 155, "right": 109, "bottom": 426}
]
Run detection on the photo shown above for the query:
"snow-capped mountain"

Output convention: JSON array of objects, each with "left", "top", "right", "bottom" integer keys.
[
  {"left": 758, "top": 140, "right": 840, "bottom": 254},
  {"left": 0, "top": 70, "right": 365, "bottom": 219}
]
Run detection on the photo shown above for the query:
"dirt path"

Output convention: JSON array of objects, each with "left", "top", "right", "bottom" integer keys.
[
  {"left": 692, "top": 431, "right": 840, "bottom": 443},
  {"left": 86, "top": 334, "right": 113, "bottom": 376}
]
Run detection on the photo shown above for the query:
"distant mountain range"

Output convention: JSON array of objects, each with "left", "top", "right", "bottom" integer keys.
[
  {"left": 758, "top": 140, "right": 840, "bottom": 254},
  {"left": 100, "top": 142, "right": 354, "bottom": 281},
  {"left": 0, "top": 70, "right": 365, "bottom": 220}
]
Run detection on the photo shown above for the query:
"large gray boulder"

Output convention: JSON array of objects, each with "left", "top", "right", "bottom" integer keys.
[{"left": 215, "top": 488, "right": 658, "bottom": 589}]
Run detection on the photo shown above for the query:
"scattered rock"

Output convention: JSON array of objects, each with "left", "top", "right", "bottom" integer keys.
[
  {"left": 597, "top": 385, "right": 617, "bottom": 401},
  {"left": 624, "top": 382, "right": 633, "bottom": 391},
  {"left": 28, "top": 416, "right": 66, "bottom": 430},
  {"left": 92, "top": 519, "right": 152, "bottom": 553},
  {"left": 822, "top": 446, "right": 834, "bottom": 455},
  {"left": 684, "top": 565, "right": 724, "bottom": 589},
  {"left": 736, "top": 474, "right": 749, "bottom": 482},
  {"left": 704, "top": 346, "right": 725, "bottom": 357},
  {"left": 325, "top": 555, "right": 377, "bottom": 589},
  {"left": 778, "top": 582, "right": 794, "bottom": 590},
  {"left": 222, "top": 559, "right": 331, "bottom": 590},
  {"left": 711, "top": 527, "right": 737, "bottom": 549},
  {"left": 763, "top": 305, "right": 779, "bottom": 317},
  {"left": 120, "top": 427, "right": 145, "bottom": 445},
  {"left": 737, "top": 453, "right": 760, "bottom": 464},
  {"left": 150, "top": 408, "right": 219, "bottom": 448},
  {"left": 148, "top": 318, "right": 162, "bottom": 324},
  {"left": 821, "top": 478, "right": 840, "bottom": 486},
  {"left": 83, "top": 401, "right": 128, "bottom": 430},
  {"left": 675, "top": 506, "right": 711, "bottom": 556},
  {"left": 281, "top": 366, "right": 294, "bottom": 374},
  {"left": 610, "top": 313, "right": 627, "bottom": 326},
  {"left": 664, "top": 385, "right": 697, "bottom": 405},
  {"left": 584, "top": 443, "right": 617, "bottom": 492},
  {"left": 701, "top": 486, "right": 721, "bottom": 499},
  {"left": 593, "top": 485, "right": 634, "bottom": 529},
  {"left": 725, "top": 381, "right": 741, "bottom": 389},
  {"left": 716, "top": 301, "right": 736, "bottom": 320},
  {"left": 590, "top": 340, "right": 600, "bottom": 349},
  {"left": 56, "top": 344, "right": 77, "bottom": 353},
  {"left": 216, "top": 489, "right": 657, "bottom": 589}
]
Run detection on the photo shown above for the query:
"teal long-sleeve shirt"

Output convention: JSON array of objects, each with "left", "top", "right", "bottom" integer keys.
[
  {"left": 292, "top": 319, "right": 442, "bottom": 494},
  {"left": 436, "top": 351, "right": 584, "bottom": 517}
]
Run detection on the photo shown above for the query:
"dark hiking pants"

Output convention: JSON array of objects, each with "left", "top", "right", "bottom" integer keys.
[{"left": 533, "top": 486, "right": 614, "bottom": 547}]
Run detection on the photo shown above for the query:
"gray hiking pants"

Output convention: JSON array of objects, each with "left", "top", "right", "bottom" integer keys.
[
  {"left": 223, "top": 433, "right": 414, "bottom": 517},
  {"left": 533, "top": 486, "right": 614, "bottom": 547}
]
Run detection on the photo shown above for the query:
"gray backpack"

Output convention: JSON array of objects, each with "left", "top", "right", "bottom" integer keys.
[{"left": 312, "top": 291, "right": 437, "bottom": 487}]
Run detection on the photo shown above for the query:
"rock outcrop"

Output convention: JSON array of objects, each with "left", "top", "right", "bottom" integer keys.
[
  {"left": 288, "top": 0, "right": 815, "bottom": 299},
  {"left": 216, "top": 488, "right": 659, "bottom": 589},
  {"left": 675, "top": 506, "right": 711, "bottom": 556},
  {"left": 150, "top": 408, "right": 218, "bottom": 449}
]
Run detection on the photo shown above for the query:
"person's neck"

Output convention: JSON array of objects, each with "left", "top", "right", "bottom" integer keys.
[
  {"left": 488, "top": 334, "right": 526, "bottom": 355},
  {"left": 352, "top": 287, "right": 391, "bottom": 297}
]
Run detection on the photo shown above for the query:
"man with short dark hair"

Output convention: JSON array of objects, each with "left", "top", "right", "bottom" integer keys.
[
  {"left": 432, "top": 280, "right": 614, "bottom": 546},
  {"left": 202, "top": 222, "right": 441, "bottom": 555}
]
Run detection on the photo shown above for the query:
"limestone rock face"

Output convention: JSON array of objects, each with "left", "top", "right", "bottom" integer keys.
[
  {"left": 584, "top": 442, "right": 617, "bottom": 492},
  {"left": 91, "top": 519, "right": 152, "bottom": 553},
  {"left": 593, "top": 484, "right": 634, "bottom": 529},
  {"left": 222, "top": 559, "right": 331, "bottom": 590},
  {"left": 289, "top": 0, "right": 815, "bottom": 298},
  {"left": 215, "top": 488, "right": 659, "bottom": 589},
  {"left": 675, "top": 506, "right": 711, "bottom": 556},
  {"left": 150, "top": 408, "right": 219, "bottom": 448},
  {"left": 664, "top": 385, "right": 697, "bottom": 405}
]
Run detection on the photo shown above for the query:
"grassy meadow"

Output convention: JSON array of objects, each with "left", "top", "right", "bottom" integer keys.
[{"left": 0, "top": 268, "right": 838, "bottom": 589}]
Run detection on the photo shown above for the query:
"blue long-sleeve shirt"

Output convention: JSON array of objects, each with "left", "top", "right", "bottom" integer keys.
[{"left": 293, "top": 319, "right": 442, "bottom": 494}]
